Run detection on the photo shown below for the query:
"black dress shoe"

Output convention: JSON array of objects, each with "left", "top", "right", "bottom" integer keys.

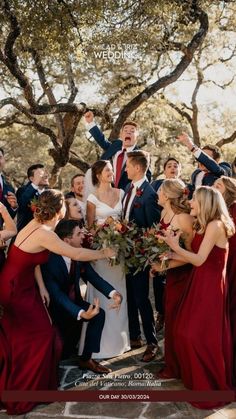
[{"left": 78, "top": 359, "right": 111, "bottom": 374}]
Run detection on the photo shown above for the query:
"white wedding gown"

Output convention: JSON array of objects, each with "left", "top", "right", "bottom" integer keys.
[{"left": 79, "top": 190, "right": 130, "bottom": 359}]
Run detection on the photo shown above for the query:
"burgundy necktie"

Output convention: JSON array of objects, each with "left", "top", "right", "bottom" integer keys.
[
  {"left": 123, "top": 184, "right": 134, "bottom": 218},
  {"left": 115, "top": 149, "right": 126, "bottom": 187},
  {"left": 69, "top": 260, "right": 76, "bottom": 301}
]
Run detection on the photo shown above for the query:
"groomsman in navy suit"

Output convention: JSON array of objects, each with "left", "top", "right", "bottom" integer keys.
[
  {"left": 0, "top": 147, "right": 18, "bottom": 226},
  {"left": 16, "top": 164, "right": 49, "bottom": 231},
  {"left": 176, "top": 133, "right": 231, "bottom": 196},
  {"left": 41, "top": 219, "right": 122, "bottom": 374},
  {"left": 84, "top": 111, "right": 151, "bottom": 190},
  {"left": 123, "top": 150, "right": 161, "bottom": 362}
]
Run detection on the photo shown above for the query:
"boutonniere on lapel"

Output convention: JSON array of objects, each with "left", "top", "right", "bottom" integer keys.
[
  {"left": 135, "top": 187, "right": 143, "bottom": 197},
  {"left": 133, "top": 187, "right": 143, "bottom": 208}
]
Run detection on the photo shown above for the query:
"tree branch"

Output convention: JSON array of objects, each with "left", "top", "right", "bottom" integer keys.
[
  {"left": 216, "top": 130, "right": 236, "bottom": 148},
  {"left": 109, "top": 6, "right": 209, "bottom": 139}
]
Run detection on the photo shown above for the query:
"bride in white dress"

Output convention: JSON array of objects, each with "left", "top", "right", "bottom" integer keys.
[{"left": 79, "top": 160, "right": 130, "bottom": 358}]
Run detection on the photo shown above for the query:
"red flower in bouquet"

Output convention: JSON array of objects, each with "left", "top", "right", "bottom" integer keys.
[
  {"left": 92, "top": 217, "right": 139, "bottom": 267},
  {"left": 82, "top": 230, "right": 94, "bottom": 249}
]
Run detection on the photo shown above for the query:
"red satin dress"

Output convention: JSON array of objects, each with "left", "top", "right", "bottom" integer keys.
[
  {"left": 227, "top": 202, "right": 236, "bottom": 385},
  {"left": 174, "top": 233, "right": 232, "bottom": 409},
  {"left": 159, "top": 218, "right": 192, "bottom": 378},
  {"left": 0, "top": 231, "right": 62, "bottom": 415}
]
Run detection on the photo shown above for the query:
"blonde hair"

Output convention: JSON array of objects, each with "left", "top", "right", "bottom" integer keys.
[
  {"left": 161, "top": 179, "right": 190, "bottom": 214},
  {"left": 219, "top": 176, "right": 236, "bottom": 208},
  {"left": 194, "top": 186, "right": 235, "bottom": 237}
]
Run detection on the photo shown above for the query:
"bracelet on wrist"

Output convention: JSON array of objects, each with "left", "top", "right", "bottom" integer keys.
[{"left": 190, "top": 145, "right": 197, "bottom": 153}]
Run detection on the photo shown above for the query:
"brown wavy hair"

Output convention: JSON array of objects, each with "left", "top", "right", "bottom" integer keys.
[
  {"left": 91, "top": 160, "right": 110, "bottom": 186},
  {"left": 161, "top": 179, "right": 190, "bottom": 214},
  {"left": 218, "top": 176, "right": 236, "bottom": 208},
  {"left": 34, "top": 189, "right": 64, "bottom": 223}
]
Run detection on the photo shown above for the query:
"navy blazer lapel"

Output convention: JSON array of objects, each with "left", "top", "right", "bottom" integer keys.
[{"left": 129, "top": 180, "right": 148, "bottom": 215}]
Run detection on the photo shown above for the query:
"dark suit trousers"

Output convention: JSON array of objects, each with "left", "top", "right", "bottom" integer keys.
[
  {"left": 126, "top": 269, "right": 157, "bottom": 345},
  {"left": 80, "top": 301, "right": 105, "bottom": 361}
]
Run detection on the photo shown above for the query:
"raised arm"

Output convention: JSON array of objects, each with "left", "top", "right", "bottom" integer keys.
[
  {"left": 86, "top": 201, "right": 96, "bottom": 229},
  {"left": 39, "top": 229, "right": 115, "bottom": 261}
]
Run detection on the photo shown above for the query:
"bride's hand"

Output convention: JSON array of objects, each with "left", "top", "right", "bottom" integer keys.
[
  {"left": 108, "top": 291, "right": 122, "bottom": 311},
  {"left": 103, "top": 247, "right": 117, "bottom": 259}
]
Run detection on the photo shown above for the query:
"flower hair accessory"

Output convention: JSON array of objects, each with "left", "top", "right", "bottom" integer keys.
[
  {"left": 30, "top": 196, "right": 39, "bottom": 212},
  {"left": 183, "top": 187, "right": 190, "bottom": 197},
  {"left": 136, "top": 187, "right": 143, "bottom": 197}
]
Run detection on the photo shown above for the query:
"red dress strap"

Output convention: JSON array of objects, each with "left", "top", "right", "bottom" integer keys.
[{"left": 17, "top": 227, "right": 41, "bottom": 248}]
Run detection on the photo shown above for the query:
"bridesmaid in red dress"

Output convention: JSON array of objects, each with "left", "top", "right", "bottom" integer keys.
[
  {"left": 0, "top": 202, "right": 17, "bottom": 269},
  {"left": 151, "top": 179, "right": 194, "bottom": 379},
  {"left": 214, "top": 176, "right": 236, "bottom": 385},
  {"left": 0, "top": 189, "right": 115, "bottom": 415},
  {"left": 161, "top": 186, "right": 234, "bottom": 409}
]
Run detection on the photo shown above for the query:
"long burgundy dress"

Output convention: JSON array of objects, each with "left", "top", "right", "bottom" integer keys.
[
  {"left": 174, "top": 233, "right": 232, "bottom": 409},
  {"left": 0, "top": 233, "right": 62, "bottom": 415},
  {"left": 158, "top": 218, "right": 192, "bottom": 378},
  {"left": 227, "top": 202, "right": 236, "bottom": 385}
]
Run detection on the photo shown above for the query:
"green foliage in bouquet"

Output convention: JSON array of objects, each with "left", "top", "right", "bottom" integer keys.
[
  {"left": 126, "top": 223, "right": 170, "bottom": 274},
  {"left": 92, "top": 217, "right": 140, "bottom": 268}
]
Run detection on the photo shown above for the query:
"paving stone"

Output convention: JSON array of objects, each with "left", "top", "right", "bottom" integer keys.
[{"left": 68, "top": 401, "right": 146, "bottom": 417}]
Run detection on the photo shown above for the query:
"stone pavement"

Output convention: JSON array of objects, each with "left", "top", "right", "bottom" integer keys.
[{"left": 1, "top": 338, "right": 236, "bottom": 419}]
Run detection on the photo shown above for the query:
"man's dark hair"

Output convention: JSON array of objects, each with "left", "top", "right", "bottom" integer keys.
[
  {"left": 202, "top": 145, "right": 221, "bottom": 161},
  {"left": 0, "top": 148, "right": 4, "bottom": 156},
  {"left": 163, "top": 157, "right": 180, "bottom": 170},
  {"left": 55, "top": 219, "right": 79, "bottom": 240},
  {"left": 27, "top": 163, "right": 44, "bottom": 179}
]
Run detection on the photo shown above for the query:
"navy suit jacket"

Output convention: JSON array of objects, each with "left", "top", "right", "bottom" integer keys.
[
  {"left": 124, "top": 180, "right": 160, "bottom": 228},
  {"left": 1, "top": 175, "right": 16, "bottom": 218},
  {"left": 41, "top": 253, "right": 115, "bottom": 328},
  {"left": 89, "top": 125, "right": 151, "bottom": 190},
  {"left": 16, "top": 182, "right": 39, "bottom": 230},
  {"left": 190, "top": 150, "right": 232, "bottom": 196}
]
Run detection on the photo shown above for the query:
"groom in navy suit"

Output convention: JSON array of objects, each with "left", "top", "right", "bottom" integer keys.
[
  {"left": 124, "top": 150, "right": 161, "bottom": 362},
  {"left": 84, "top": 111, "right": 151, "bottom": 190},
  {"left": 41, "top": 219, "right": 122, "bottom": 374}
]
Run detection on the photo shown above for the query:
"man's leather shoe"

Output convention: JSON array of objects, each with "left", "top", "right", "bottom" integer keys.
[
  {"left": 78, "top": 358, "right": 111, "bottom": 374},
  {"left": 155, "top": 313, "right": 164, "bottom": 333},
  {"left": 130, "top": 339, "right": 143, "bottom": 349},
  {"left": 141, "top": 344, "right": 158, "bottom": 362}
]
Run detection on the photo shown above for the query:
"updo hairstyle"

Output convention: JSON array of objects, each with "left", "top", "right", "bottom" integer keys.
[
  {"left": 161, "top": 179, "right": 190, "bottom": 214},
  {"left": 34, "top": 189, "right": 64, "bottom": 223}
]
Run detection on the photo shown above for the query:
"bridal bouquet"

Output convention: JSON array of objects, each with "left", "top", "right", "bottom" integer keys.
[
  {"left": 92, "top": 216, "right": 139, "bottom": 267},
  {"left": 126, "top": 223, "right": 170, "bottom": 274}
]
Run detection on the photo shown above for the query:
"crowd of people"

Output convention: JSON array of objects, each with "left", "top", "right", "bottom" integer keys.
[{"left": 0, "top": 112, "right": 236, "bottom": 414}]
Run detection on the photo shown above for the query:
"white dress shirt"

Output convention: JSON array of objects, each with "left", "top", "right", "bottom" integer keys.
[{"left": 124, "top": 176, "right": 146, "bottom": 221}]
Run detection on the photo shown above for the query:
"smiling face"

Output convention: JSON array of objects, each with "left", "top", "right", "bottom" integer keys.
[
  {"left": 98, "top": 162, "right": 114, "bottom": 184},
  {"left": 71, "top": 175, "right": 84, "bottom": 197},
  {"left": 120, "top": 124, "right": 138, "bottom": 148}
]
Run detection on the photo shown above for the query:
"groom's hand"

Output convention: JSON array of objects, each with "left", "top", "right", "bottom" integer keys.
[
  {"left": 80, "top": 298, "right": 100, "bottom": 320},
  {"left": 84, "top": 110, "right": 94, "bottom": 124}
]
